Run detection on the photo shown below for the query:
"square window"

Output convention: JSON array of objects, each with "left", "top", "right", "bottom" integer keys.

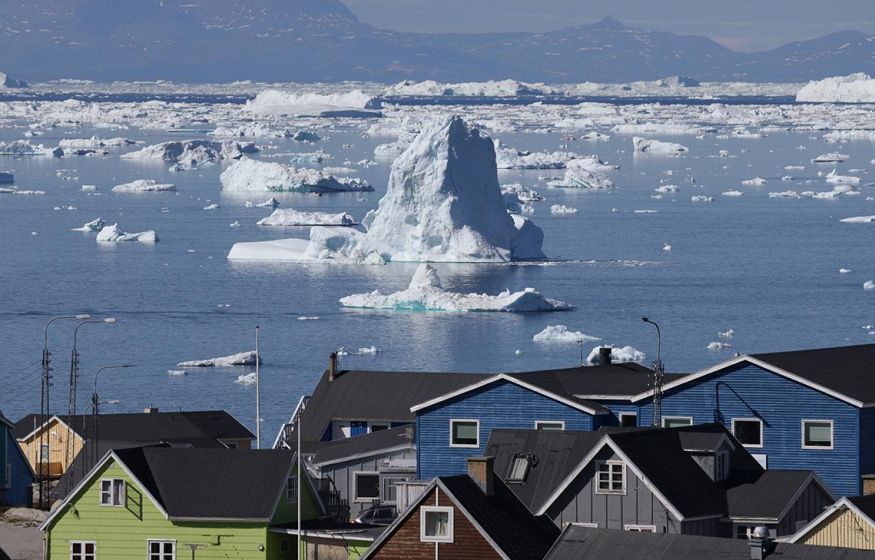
[
  {"left": 148, "top": 540, "right": 175, "bottom": 560},
  {"left": 803, "top": 421, "right": 833, "bottom": 449},
  {"left": 450, "top": 420, "right": 479, "bottom": 447},
  {"left": 354, "top": 473, "right": 380, "bottom": 501},
  {"left": 420, "top": 506, "right": 453, "bottom": 543},
  {"left": 662, "top": 417, "right": 692, "bottom": 429},
  {"left": 99, "top": 479, "right": 125, "bottom": 506},
  {"left": 619, "top": 414, "right": 637, "bottom": 428},
  {"left": 506, "top": 455, "right": 530, "bottom": 483},
  {"left": 535, "top": 421, "right": 565, "bottom": 431},
  {"left": 595, "top": 461, "right": 625, "bottom": 494},
  {"left": 624, "top": 524, "right": 656, "bottom": 533},
  {"left": 732, "top": 419, "right": 763, "bottom": 447},
  {"left": 70, "top": 541, "right": 96, "bottom": 560}
]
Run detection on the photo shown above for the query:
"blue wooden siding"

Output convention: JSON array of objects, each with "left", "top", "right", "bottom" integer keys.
[
  {"left": 2, "top": 431, "right": 33, "bottom": 507},
  {"left": 596, "top": 402, "right": 646, "bottom": 428},
  {"left": 859, "top": 407, "right": 875, "bottom": 477},
  {"left": 633, "top": 363, "right": 861, "bottom": 497},
  {"left": 416, "top": 380, "right": 596, "bottom": 479}
]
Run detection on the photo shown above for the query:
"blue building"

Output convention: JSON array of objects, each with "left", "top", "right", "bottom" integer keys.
[{"left": 1, "top": 411, "right": 34, "bottom": 507}]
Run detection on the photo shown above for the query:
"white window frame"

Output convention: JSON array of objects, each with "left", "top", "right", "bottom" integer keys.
[
  {"left": 449, "top": 419, "right": 480, "bottom": 448},
  {"left": 146, "top": 539, "right": 176, "bottom": 560},
  {"left": 534, "top": 420, "right": 565, "bottom": 431},
  {"left": 353, "top": 471, "right": 381, "bottom": 502},
  {"left": 594, "top": 460, "right": 626, "bottom": 495},
  {"left": 661, "top": 416, "right": 693, "bottom": 428},
  {"left": 98, "top": 478, "right": 125, "bottom": 507},
  {"left": 624, "top": 524, "right": 657, "bottom": 533},
  {"left": 801, "top": 419, "right": 834, "bottom": 450},
  {"left": 70, "top": 540, "right": 96, "bottom": 560},
  {"left": 287, "top": 475, "right": 298, "bottom": 503},
  {"left": 420, "top": 506, "right": 454, "bottom": 543},
  {"left": 576, "top": 522, "right": 599, "bottom": 528},
  {"left": 619, "top": 413, "right": 638, "bottom": 427},
  {"left": 715, "top": 450, "right": 729, "bottom": 481},
  {"left": 732, "top": 418, "right": 764, "bottom": 448}
]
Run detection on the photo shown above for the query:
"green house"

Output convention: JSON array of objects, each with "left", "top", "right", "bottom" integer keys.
[{"left": 40, "top": 446, "right": 326, "bottom": 559}]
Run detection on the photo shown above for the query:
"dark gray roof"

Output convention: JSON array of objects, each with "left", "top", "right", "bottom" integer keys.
[
  {"left": 511, "top": 363, "right": 687, "bottom": 399},
  {"left": 295, "top": 369, "right": 487, "bottom": 441},
  {"left": 14, "top": 410, "right": 254, "bottom": 442},
  {"left": 311, "top": 425, "right": 415, "bottom": 466},
  {"left": 677, "top": 430, "right": 729, "bottom": 452},
  {"left": 727, "top": 470, "right": 819, "bottom": 520},
  {"left": 114, "top": 447, "right": 294, "bottom": 520},
  {"left": 545, "top": 525, "right": 875, "bottom": 560},
  {"left": 849, "top": 494, "right": 875, "bottom": 521},
  {"left": 752, "top": 344, "right": 875, "bottom": 405}
]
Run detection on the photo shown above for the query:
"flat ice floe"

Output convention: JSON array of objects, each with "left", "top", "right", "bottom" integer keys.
[
  {"left": 340, "top": 263, "right": 572, "bottom": 312},
  {"left": 840, "top": 215, "right": 875, "bottom": 223},
  {"left": 586, "top": 345, "right": 646, "bottom": 364},
  {"left": 228, "top": 116, "right": 546, "bottom": 264},
  {"left": 742, "top": 177, "right": 767, "bottom": 186},
  {"left": 257, "top": 208, "right": 357, "bottom": 227},
  {"left": 632, "top": 137, "right": 688, "bottom": 155},
  {"left": 112, "top": 179, "right": 176, "bottom": 193},
  {"left": 533, "top": 325, "right": 600, "bottom": 343},
  {"left": 177, "top": 350, "right": 261, "bottom": 367},
  {"left": 220, "top": 158, "right": 372, "bottom": 193},
  {"left": 812, "top": 152, "right": 849, "bottom": 163},
  {"left": 122, "top": 139, "right": 257, "bottom": 170},
  {"left": 384, "top": 79, "right": 553, "bottom": 97},
  {"left": 95, "top": 224, "right": 158, "bottom": 243},
  {"left": 796, "top": 73, "right": 875, "bottom": 103}
]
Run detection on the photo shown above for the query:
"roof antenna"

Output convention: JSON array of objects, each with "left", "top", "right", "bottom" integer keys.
[
  {"left": 578, "top": 338, "right": 585, "bottom": 366},
  {"left": 641, "top": 317, "right": 665, "bottom": 428}
]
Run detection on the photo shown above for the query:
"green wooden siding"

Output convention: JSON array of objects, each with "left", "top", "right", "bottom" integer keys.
[{"left": 272, "top": 462, "right": 321, "bottom": 525}]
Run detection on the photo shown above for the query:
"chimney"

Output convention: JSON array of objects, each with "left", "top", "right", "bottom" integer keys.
[
  {"left": 863, "top": 474, "right": 875, "bottom": 496},
  {"left": 467, "top": 456, "right": 494, "bottom": 497},
  {"left": 328, "top": 352, "right": 338, "bottom": 382},
  {"left": 598, "top": 347, "right": 612, "bottom": 366},
  {"left": 748, "top": 526, "right": 775, "bottom": 560},
  {"left": 144, "top": 406, "right": 158, "bottom": 414}
]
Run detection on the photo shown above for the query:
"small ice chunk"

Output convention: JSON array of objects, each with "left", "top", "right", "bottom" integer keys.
[
  {"left": 167, "top": 370, "right": 187, "bottom": 376},
  {"left": 533, "top": 325, "right": 600, "bottom": 343},
  {"left": 177, "top": 350, "right": 261, "bottom": 367},
  {"left": 357, "top": 346, "right": 380, "bottom": 355},
  {"left": 742, "top": 177, "right": 767, "bottom": 186},
  {"left": 718, "top": 329, "right": 735, "bottom": 338},
  {"left": 230, "top": 220, "right": 241, "bottom": 228},
  {"left": 550, "top": 204, "right": 578, "bottom": 215},
  {"left": 839, "top": 215, "right": 875, "bottom": 224},
  {"left": 72, "top": 217, "right": 105, "bottom": 232},
  {"left": 722, "top": 190, "right": 743, "bottom": 197},
  {"left": 839, "top": 268, "right": 852, "bottom": 273},
  {"left": 864, "top": 281, "right": 875, "bottom": 291},
  {"left": 235, "top": 373, "right": 257, "bottom": 386},
  {"left": 586, "top": 345, "right": 646, "bottom": 364},
  {"left": 812, "top": 152, "right": 849, "bottom": 163},
  {"left": 707, "top": 341, "right": 733, "bottom": 351},
  {"left": 691, "top": 195, "right": 713, "bottom": 202},
  {"left": 203, "top": 204, "right": 220, "bottom": 211},
  {"left": 80, "top": 184, "right": 97, "bottom": 192},
  {"left": 655, "top": 185, "right": 679, "bottom": 193},
  {"left": 96, "top": 224, "right": 158, "bottom": 243},
  {"left": 663, "top": 242, "right": 672, "bottom": 252}
]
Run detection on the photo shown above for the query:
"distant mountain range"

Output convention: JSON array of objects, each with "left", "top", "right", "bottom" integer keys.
[{"left": 1, "top": 0, "right": 873, "bottom": 83}]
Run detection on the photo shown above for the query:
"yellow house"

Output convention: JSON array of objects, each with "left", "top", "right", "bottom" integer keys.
[
  {"left": 788, "top": 496, "right": 875, "bottom": 550},
  {"left": 16, "top": 415, "right": 83, "bottom": 478}
]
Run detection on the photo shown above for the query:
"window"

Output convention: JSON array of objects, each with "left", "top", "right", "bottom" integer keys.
[
  {"left": 715, "top": 451, "right": 729, "bottom": 481},
  {"left": 370, "top": 423, "right": 389, "bottom": 433},
  {"left": 420, "top": 506, "right": 454, "bottom": 543},
  {"left": 802, "top": 420, "right": 833, "bottom": 449},
  {"left": 624, "top": 524, "right": 656, "bottom": 533},
  {"left": 732, "top": 418, "right": 763, "bottom": 447},
  {"left": 147, "top": 540, "right": 175, "bottom": 560},
  {"left": 506, "top": 454, "right": 530, "bottom": 483},
  {"left": 619, "top": 413, "right": 638, "bottom": 428},
  {"left": 287, "top": 475, "right": 297, "bottom": 503},
  {"left": 535, "top": 421, "right": 565, "bottom": 431},
  {"left": 70, "top": 541, "right": 96, "bottom": 560},
  {"left": 99, "top": 479, "right": 125, "bottom": 506},
  {"left": 382, "top": 476, "right": 408, "bottom": 503},
  {"left": 662, "top": 416, "right": 692, "bottom": 429},
  {"left": 354, "top": 472, "right": 380, "bottom": 501},
  {"left": 449, "top": 420, "right": 479, "bottom": 448},
  {"left": 595, "top": 461, "right": 626, "bottom": 494}
]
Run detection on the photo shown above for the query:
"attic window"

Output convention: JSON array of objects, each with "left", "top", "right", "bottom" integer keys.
[
  {"left": 715, "top": 451, "right": 729, "bottom": 481},
  {"left": 595, "top": 460, "right": 626, "bottom": 495},
  {"left": 420, "top": 506, "right": 454, "bottom": 543},
  {"left": 99, "top": 479, "right": 125, "bottom": 506},
  {"left": 506, "top": 454, "right": 531, "bottom": 483}
]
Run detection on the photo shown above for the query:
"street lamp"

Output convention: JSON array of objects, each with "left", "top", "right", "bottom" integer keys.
[
  {"left": 91, "top": 364, "right": 135, "bottom": 468},
  {"left": 641, "top": 317, "right": 665, "bottom": 427}
]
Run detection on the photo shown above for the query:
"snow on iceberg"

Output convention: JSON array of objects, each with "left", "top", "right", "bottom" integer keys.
[
  {"left": 586, "top": 345, "right": 646, "bottom": 364},
  {"left": 122, "top": 140, "right": 257, "bottom": 170},
  {"left": 220, "top": 158, "right": 372, "bottom": 193},
  {"left": 257, "top": 208, "right": 357, "bottom": 227},
  {"left": 533, "top": 325, "right": 600, "bottom": 343},
  {"left": 177, "top": 350, "right": 261, "bottom": 367},
  {"left": 112, "top": 180, "right": 176, "bottom": 193},
  {"left": 632, "top": 137, "right": 688, "bottom": 155},
  {"left": 95, "top": 224, "right": 158, "bottom": 243},
  {"left": 547, "top": 159, "right": 614, "bottom": 189},
  {"left": 228, "top": 116, "right": 546, "bottom": 264},
  {"left": 72, "top": 217, "right": 105, "bottom": 232},
  {"left": 244, "top": 89, "right": 379, "bottom": 117},
  {"left": 340, "top": 263, "right": 572, "bottom": 312},
  {"left": 796, "top": 73, "right": 875, "bottom": 103}
]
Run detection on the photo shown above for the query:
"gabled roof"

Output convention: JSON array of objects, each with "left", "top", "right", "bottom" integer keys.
[
  {"left": 311, "top": 425, "right": 415, "bottom": 467},
  {"left": 509, "top": 363, "right": 687, "bottom": 400},
  {"left": 632, "top": 344, "right": 875, "bottom": 407},
  {"left": 362, "top": 475, "right": 559, "bottom": 560},
  {"left": 546, "top": 525, "right": 875, "bottom": 560},
  {"left": 788, "top": 495, "right": 875, "bottom": 544},
  {"left": 727, "top": 470, "right": 834, "bottom": 522}
]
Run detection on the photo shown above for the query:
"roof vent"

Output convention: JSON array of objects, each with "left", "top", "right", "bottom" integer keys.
[
  {"left": 328, "top": 352, "right": 338, "bottom": 382},
  {"left": 598, "top": 347, "right": 612, "bottom": 366},
  {"left": 748, "top": 526, "right": 775, "bottom": 560}
]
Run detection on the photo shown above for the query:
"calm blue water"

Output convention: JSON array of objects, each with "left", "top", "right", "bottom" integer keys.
[{"left": 1, "top": 118, "right": 873, "bottom": 441}]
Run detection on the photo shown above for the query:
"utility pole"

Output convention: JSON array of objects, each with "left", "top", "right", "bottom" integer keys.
[
  {"left": 255, "top": 325, "right": 261, "bottom": 450},
  {"left": 297, "top": 397, "right": 305, "bottom": 560},
  {"left": 641, "top": 317, "right": 665, "bottom": 427}
]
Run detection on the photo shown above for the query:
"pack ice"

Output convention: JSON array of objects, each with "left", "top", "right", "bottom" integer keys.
[
  {"left": 340, "top": 263, "right": 571, "bottom": 312},
  {"left": 177, "top": 351, "right": 261, "bottom": 367},
  {"left": 228, "top": 116, "right": 546, "bottom": 263},
  {"left": 220, "top": 159, "right": 372, "bottom": 193},
  {"left": 796, "top": 73, "right": 875, "bottom": 103}
]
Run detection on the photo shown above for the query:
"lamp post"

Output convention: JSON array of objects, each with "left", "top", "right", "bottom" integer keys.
[
  {"left": 38, "top": 314, "right": 90, "bottom": 509},
  {"left": 641, "top": 317, "right": 664, "bottom": 427},
  {"left": 91, "top": 364, "right": 135, "bottom": 468}
]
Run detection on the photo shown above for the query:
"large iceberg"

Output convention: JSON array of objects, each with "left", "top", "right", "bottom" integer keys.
[
  {"left": 244, "top": 89, "right": 379, "bottom": 117},
  {"left": 257, "top": 208, "right": 357, "bottom": 227},
  {"left": 220, "top": 159, "right": 372, "bottom": 193},
  {"left": 384, "top": 79, "right": 553, "bottom": 97},
  {"left": 96, "top": 224, "right": 158, "bottom": 243},
  {"left": 177, "top": 351, "right": 261, "bottom": 367},
  {"left": 122, "top": 140, "right": 258, "bottom": 170},
  {"left": 228, "top": 116, "right": 546, "bottom": 263},
  {"left": 60, "top": 137, "right": 137, "bottom": 150},
  {"left": 796, "top": 73, "right": 875, "bottom": 103},
  {"left": 340, "top": 263, "right": 571, "bottom": 312},
  {"left": 632, "top": 137, "right": 688, "bottom": 155}
]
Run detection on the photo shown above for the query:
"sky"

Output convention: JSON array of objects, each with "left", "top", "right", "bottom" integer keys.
[{"left": 342, "top": 0, "right": 875, "bottom": 52}]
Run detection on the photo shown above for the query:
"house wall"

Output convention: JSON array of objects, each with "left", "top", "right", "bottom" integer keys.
[
  {"left": 859, "top": 407, "right": 875, "bottom": 480},
  {"left": 417, "top": 380, "right": 596, "bottom": 479},
  {"left": 272, "top": 461, "right": 324, "bottom": 525},
  {"left": 317, "top": 448, "right": 416, "bottom": 518},
  {"left": 304, "top": 537, "right": 370, "bottom": 560},
  {"left": 2, "top": 431, "right": 34, "bottom": 507},
  {"left": 548, "top": 448, "right": 695, "bottom": 535},
  {"left": 19, "top": 418, "right": 84, "bottom": 478},
  {"left": 636, "top": 363, "right": 862, "bottom": 497},
  {"left": 775, "top": 480, "right": 833, "bottom": 536},
  {"left": 367, "top": 486, "right": 501, "bottom": 560},
  {"left": 796, "top": 506, "right": 875, "bottom": 550}
]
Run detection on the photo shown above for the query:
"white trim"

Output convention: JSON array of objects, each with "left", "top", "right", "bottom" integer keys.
[
  {"left": 534, "top": 420, "right": 566, "bottom": 431},
  {"left": 624, "top": 524, "right": 657, "bottom": 532},
  {"left": 69, "top": 540, "right": 97, "bottom": 560},
  {"left": 420, "top": 506, "right": 454, "bottom": 543},
  {"left": 353, "top": 471, "right": 381, "bottom": 502},
  {"left": 630, "top": 355, "right": 865, "bottom": 408},
  {"left": 594, "top": 460, "right": 626, "bottom": 495},
  {"left": 575, "top": 522, "right": 599, "bottom": 528},
  {"left": 449, "top": 419, "right": 480, "bottom": 448},
  {"left": 787, "top": 497, "right": 874, "bottom": 543},
  {"left": 272, "top": 394, "right": 308, "bottom": 449},
  {"left": 146, "top": 539, "right": 176, "bottom": 560},
  {"left": 731, "top": 418, "right": 764, "bottom": 448},
  {"left": 574, "top": 394, "right": 635, "bottom": 401},
  {"left": 410, "top": 373, "right": 604, "bottom": 415},
  {"left": 311, "top": 443, "right": 415, "bottom": 468},
  {"left": 619, "top": 413, "right": 638, "bottom": 427},
  {"left": 681, "top": 434, "right": 736, "bottom": 453},
  {"left": 380, "top": 475, "right": 410, "bottom": 505},
  {"left": 801, "top": 419, "right": 834, "bottom": 450},
  {"left": 661, "top": 416, "right": 692, "bottom": 428},
  {"left": 17, "top": 415, "right": 79, "bottom": 443}
]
